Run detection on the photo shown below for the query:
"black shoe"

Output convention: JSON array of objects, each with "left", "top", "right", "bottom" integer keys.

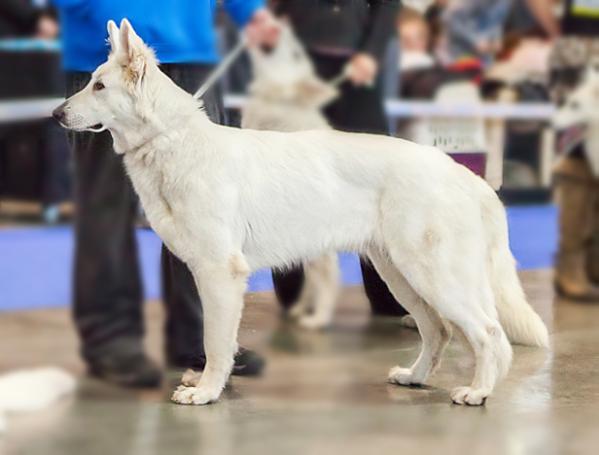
[
  {"left": 88, "top": 352, "right": 162, "bottom": 388},
  {"left": 232, "top": 347, "right": 265, "bottom": 377},
  {"left": 168, "top": 347, "right": 265, "bottom": 377}
]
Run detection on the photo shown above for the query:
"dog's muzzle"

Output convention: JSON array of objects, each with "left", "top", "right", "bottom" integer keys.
[{"left": 52, "top": 102, "right": 67, "bottom": 125}]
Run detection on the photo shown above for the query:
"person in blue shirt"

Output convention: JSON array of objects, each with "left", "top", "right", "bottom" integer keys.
[{"left": 52, "top": 0, "right": 278, "bottom": 388}]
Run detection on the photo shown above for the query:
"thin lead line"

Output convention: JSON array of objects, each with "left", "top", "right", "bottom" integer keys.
[{"left": 193, "top": 38, "right": 248, "bottom": 100}]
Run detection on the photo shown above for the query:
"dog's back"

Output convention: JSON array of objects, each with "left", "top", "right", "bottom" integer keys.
[{"left": 242, "top": 99, "right": 329, "bottom": 132}]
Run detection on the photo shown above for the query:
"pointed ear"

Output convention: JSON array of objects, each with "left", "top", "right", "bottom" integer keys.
[
  {"left": 119, "top": 19, "right": 142, "bottom": 60},
  {"left": 296, "top": 76, "right": 338, "bottom": 107},
  {"left": 118, "top": 18, "right": 153, "bottom": 85},
  {"left": 106, "top": 20, "right": 120, "bottom": 55}
]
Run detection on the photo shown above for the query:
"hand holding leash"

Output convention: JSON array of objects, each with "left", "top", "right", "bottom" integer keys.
[
  {"left": 193, "top": 38, "right": 247, "bottom": 100},
  {"left": 194, "top": 10, "right": 281, "bottom": 100}
]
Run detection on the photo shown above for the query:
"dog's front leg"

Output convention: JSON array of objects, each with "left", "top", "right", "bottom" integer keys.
[{"left": 171, "top": 253, "right": 249, "bottom": 405}]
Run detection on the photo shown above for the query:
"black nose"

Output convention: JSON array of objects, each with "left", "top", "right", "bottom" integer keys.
[
  {"left": 260, "top": 44, "right": 274, "bottom": 55},
  {"left": 52, "top": 103, "right": 67, "bottom": 123}
]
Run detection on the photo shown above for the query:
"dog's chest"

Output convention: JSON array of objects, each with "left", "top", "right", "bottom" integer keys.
[{"left": 125, "top": 155, "right": 181, "bottom": 226}]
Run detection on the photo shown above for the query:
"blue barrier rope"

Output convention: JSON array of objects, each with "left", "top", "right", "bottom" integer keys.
[{"left": 0, "top": 39, "right": 60, "bottom": 52}]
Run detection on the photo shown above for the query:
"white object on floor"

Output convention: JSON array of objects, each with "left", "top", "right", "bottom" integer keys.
[{"left": 0, "top": 367, "right": 76, "bottom": 434}]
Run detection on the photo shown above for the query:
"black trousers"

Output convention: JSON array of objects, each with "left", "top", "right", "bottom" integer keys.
[
  {"left": 66, "top": 64, "right": 225, "bottom": 364},
  {"left": 272, "top": 54, "right": 407, "bottom": 317}
]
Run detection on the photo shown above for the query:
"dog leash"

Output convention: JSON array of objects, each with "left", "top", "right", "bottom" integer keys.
[
  {"left": 328, "top": 65, "right": 374, "bottom": 89},
  {"left": 329, "top": 67, "right": 350, "bottom": 88},
  {"left": 193, "top": 38, "right": 248, "bottom": 100},
  {"left": 192, "top": 38, "right": 372, "bottom": 100}
]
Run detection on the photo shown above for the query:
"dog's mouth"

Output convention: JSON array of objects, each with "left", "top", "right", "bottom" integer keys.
[
  {"left": 259, "top": 44, "right": 275, "bottom": 55},
  {"left": 84, "top": 123, "right": 106, "bottom": 133},
  {"left": 557, "top": 124, "right": 587, "bottom": 155}
]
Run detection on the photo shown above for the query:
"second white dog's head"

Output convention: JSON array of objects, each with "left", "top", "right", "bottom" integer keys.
[
  {"left": 248, "top": 20, "right": 337, "bottom": 108},
  {"left": 553, "top": 61, "right": 599, "bottom": 131},
  {"left": 53, "top": 19, "right": 158, "bottom": 137}
]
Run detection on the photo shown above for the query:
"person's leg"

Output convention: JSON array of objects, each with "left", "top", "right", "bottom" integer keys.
[
  {"left": 68, "top": 72, "right": 160, "bottom": 387},
  {"left": 41, "top": 121, "right": 70, "bottom": 224},
  {"left": 588, "top": 182, "right": 599, "bottom": 284},
  {"left": 313, "top": 54, "right": 407, "bottom": 316},
  {"left": 272, "top": 266, "right": 305, "bottom": 311},
  {"left": 554, "top": 154, "right": 599, "bottom": 300},
  {"left": 160, "top": 65, "right": 264, "bottom": 375}
]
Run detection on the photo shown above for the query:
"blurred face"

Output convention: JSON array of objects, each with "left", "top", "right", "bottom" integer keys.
[
  {"left": 400, "top": 19, "right": 430, "bottom": 53},
  {"left": 248, "top": 24, "right": 316, "bottom": 88},
  {"left": 554, "top": 63, "right": 599, "bottom": 131}
]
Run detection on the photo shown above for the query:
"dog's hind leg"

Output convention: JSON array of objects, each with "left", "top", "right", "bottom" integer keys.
[
  {"left": 172, "top": 252, "right": 249, "bottom": 406},
  {"left": 293, "top": 253, "right": 340, "bottom": 330},
  {"left": 367, "top": 248, "right": 450, "bottom": 387},
  {"left": 442, "top": 299, "right": 512, "bottom": 406},
  {"left": 387, "top": 250, "right": 512, "bottom": 405}
]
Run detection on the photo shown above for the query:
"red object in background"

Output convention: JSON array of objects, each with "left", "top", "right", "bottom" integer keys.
[{"left": 446, "top": 56, "right": 484, "bottom": 84}]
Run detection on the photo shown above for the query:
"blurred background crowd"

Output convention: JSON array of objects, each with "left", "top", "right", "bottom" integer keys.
[
  {"left": 1, "top": 0, "right": 598, "bottom": 384},
  {"left": 0, "top": 0, "right": 575, "bottom": 223},
  {"left": 0, "top": 0, "right": 563, "bottom": 223}
]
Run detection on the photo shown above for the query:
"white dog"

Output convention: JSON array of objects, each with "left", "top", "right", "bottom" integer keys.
[
  {"left": 54, "top": 19, "right": 548, "bottom": 406},
  {"left": 553, "top": 61, "right": 599, "bottom": 175},
  {"left": 242, "top": 24, "right": 341, "bottom": 330},
  {"left": 0, "top": 368, "right": 75, "bottom": 433}
]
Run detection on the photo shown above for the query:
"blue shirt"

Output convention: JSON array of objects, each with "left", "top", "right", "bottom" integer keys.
[{"left": 52, "top": 0, "right": 264, "bottom": 71}]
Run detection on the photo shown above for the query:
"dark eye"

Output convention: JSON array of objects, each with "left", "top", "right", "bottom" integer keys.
[{"left": 93, "top": 81, "right": 105, "bottom": 91}]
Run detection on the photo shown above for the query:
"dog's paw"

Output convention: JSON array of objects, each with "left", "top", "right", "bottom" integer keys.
[
  {"left": 288, "top": 301, "right": 310, "bottom": 320},
  {"left": 297, "top": 314, "right": 330, "bottom": 330},
  {"left": 450, "top": 386, "right": 489, "bottom": 406},
  {"left": 388, "top": 366, "right": 424, "bottom": 387},
  {"left": 171, "top": 385, "right": 219, "bottom": 405},
  {"left": 181, "top": 369, "right": 202, "bottom": 387}
]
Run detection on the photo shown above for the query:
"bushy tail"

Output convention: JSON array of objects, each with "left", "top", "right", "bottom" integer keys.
[{"left": 484, "top": 196, "right": 549, "bottom": 348}]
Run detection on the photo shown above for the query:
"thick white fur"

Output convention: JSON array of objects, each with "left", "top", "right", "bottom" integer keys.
[
  {"left": 554, "top": 61, "right": 599, "bottom": 176},
  {"left": 0, "top": 368, "right": 76, "bottom": 433},
  {"left": 243, "top": 24, "right": 340, "bottom": 330},
  {"left": 57, "top": 19, "right": 548, "bottom": 406}
]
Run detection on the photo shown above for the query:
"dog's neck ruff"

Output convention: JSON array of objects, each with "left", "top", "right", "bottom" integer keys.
[
  {"left": 119, "top": 129, "right": 165, "bottom": 156},
  {"left": 114, "top": 111, "right": 200, "bottom": 159}
]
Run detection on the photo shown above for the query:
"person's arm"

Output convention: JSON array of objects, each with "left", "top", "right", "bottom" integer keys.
[
  {"left": 223, "top": 0, "right": 279, "bottom": 47},
  {"left": 360, "top": 0, "right": 402, "bottom": 61},
  {"left": 443, "top": 1, "right": 481, "bottom": 55},
  {"left": 348, "top": 0, "right": 401, "bottom": 86},
  {"left": 50, "top": 0, "right": 88, "bottom": 8},
  {"left": 525, "top": 0, "right": 560, "bottom": 38},
  {"left": 223, "top": 0, "right": 266, "bottom": 26}
]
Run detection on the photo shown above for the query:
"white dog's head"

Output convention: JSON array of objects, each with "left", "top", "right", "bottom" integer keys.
[
  {"left": 248, "top": 21, "right": 337, "bottom": 108},
  {"left": 553, "top": 61, "right": 599, "bottom": 131},
  {"left": 53, "top": 19, "right": 158, "bottom": 135}
]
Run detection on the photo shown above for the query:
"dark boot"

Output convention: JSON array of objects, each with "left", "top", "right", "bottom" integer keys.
[
  {"left": 588, "top": 196, "right": 599, "bottom": 284},
  {"left": 554, "top": 157, "right": 599, "bottom": 300},
  {"left": 89, "top": 350, "right": 162, "bottom": 388}
]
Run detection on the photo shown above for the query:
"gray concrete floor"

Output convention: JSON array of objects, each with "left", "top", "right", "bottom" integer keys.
[{"left": 1, "top": 269, "right": 599, "bottom": 455}]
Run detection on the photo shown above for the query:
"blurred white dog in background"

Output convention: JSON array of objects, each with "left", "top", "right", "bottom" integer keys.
[
  {"left": 243, "top": 23, "right": 340, "bottom": 330},
  {"left": 553, "top": 62, "right": 599, "bottom": 175}
]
